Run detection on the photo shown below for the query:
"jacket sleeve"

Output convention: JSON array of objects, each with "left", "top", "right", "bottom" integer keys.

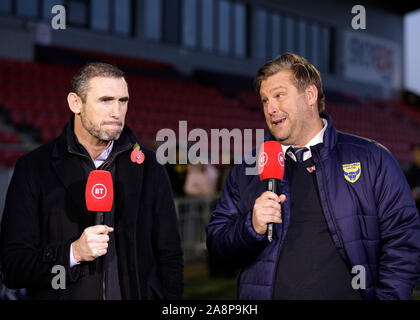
[
  {"left": 152, "top": 162, "right": 184, "bottom": 299},
  {"left": 0, "top": 156, "right": 81, "bottom": 290},
  {"left": 206, "top": 164, "right": 267, "bottom": 268},
  {"left": 373, "top": 145, "right": 420, "bottom": 299}
]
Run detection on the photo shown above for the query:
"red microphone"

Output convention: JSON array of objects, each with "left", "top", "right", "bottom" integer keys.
[
  {"left": 258, "top": 141, "right": 285, "bottom": 242},
  {"left": 85, "top": 170, "right": 114, "bottom": 225},
  {"left": 85, "top": 170, "right": 113, "bottom": 271}
]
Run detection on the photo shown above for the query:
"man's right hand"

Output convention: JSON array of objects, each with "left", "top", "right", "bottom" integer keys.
[
  {"left": 72, "top": 225, "right": 114, "bottom": 262},
  {"left": 252, "top": 191, "right": 286, "bottom": 235}
]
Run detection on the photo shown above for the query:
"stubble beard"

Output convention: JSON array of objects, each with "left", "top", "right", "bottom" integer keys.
[{"left": 80, "top": 110, "right": 122, "bottom": 143}]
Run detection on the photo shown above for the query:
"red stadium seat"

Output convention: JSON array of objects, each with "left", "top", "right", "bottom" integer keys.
[{"left": 1, "top": 57, "right": 419, "bottom": 163}]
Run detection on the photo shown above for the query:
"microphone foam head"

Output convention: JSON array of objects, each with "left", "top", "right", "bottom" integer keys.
[
  {"left": 85, "top": 170, "right": 114, "bottom": 212},
  {"left": 258, "top": 141, "right": 285, "bottom": 181}
]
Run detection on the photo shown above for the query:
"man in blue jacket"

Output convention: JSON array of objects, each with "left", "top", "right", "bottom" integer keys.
[{"left": 206, "top": 53, "right": 420, "bottom": 300}]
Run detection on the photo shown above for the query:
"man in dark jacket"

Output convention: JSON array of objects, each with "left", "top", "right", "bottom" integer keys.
[
  {"left": 206, "top": 53, "right": 420, "bottom": 300},
  {"left": 0, "top": 62, "right": 183, "bottom": 300}
]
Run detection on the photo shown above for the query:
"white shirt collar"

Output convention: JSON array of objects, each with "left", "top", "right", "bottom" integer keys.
[
  {"left": 93, "top": 141, "right": 114, "bottom": 169},
  {"left": 281, "top": 118, "right": 328, "bottom": 162}
]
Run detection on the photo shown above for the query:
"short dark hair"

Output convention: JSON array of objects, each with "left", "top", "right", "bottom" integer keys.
[
  {"left": 71, "top": 62, "right": 126, "bottom": 102},
  {"left": 253, "top": 52, "right": 325, "bottom": 113}
]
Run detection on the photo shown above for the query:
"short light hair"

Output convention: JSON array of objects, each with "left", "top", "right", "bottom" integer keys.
[
  {"left": 71, "top": 62, "right": 126, "bottom": 103},
  {"left": 253, "top": 53, "right": 325, "bottom": 113}
]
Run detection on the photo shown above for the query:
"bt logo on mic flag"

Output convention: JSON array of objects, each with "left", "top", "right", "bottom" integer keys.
[
  {"left": 85, "top": 170, "right": 114, "bottom": 212},
  {"left": 259, "top": 152, "right": 268, "bottom": 167},
  {"left": 278, "top": 151, "right": 284, "bottom": 167},
  {"left": 92, "top": 183, "right": 107, "bottom": 200},
  {"left": 258, "top": 141, "right": 285, "bottom": 181}
]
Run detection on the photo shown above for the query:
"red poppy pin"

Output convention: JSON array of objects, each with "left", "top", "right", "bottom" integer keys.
[{"left": 130, "top": 142, "right": 145, "bottom": 164}]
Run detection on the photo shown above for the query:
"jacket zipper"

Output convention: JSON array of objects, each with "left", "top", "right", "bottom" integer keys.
[
  {"left": 68, "top": 146, "right": 131, "bottom": 300},
  {"left": 270, "top": 148, "right": 348, "bottom": 298},
  {"left": 67, "top": 147, "right": 95, "bottom": 167},
  {"left": 103, "top": 277, "right": 106, "bottom": 300},
  {"left": 271, "top": 180, "right": 287, "bottom": 298},
  {"left": 99, "top": 149, "right": 129, "bottom": 301},
  {"left": 313, "top": 148, "right": 346, "bottom": 256}
]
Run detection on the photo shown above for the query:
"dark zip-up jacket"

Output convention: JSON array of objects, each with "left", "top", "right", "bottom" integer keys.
[{"left": 206, "top": 113, "right": 420, "bottom": 300}]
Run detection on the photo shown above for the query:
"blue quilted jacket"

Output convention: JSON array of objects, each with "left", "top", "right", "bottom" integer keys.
[{"left": 206, "top": 114, "right": 420, "bottom": 300}]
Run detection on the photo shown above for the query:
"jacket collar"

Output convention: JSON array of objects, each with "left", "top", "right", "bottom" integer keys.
[
  {"left": 51, "top": 115, "right": 142, "bottom": 218},
  {"left": 313, "top": 113, "right": 338, "bottom": 161},
  {"left": 263, "top": 113, "right": 337, "bottom": 162},
  {"left": 53, "top": 114, "right": 136, "bottom": 160}
]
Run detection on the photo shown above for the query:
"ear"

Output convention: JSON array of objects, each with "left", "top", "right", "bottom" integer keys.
[
  {"left": 305, "top": 84, "right": 318, "bottom": 108},
  {"left": 67, "top": 92, "right": 82, "bottom": 115}
]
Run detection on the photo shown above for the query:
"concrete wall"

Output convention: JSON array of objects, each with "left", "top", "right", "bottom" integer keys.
[{"left": 0, "top": 17, "right": 34, "bottom": 61}]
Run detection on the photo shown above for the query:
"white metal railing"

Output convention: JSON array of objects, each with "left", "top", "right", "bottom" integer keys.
[{"left": 174, "top": 196, "right": 219, "bottom": 263}]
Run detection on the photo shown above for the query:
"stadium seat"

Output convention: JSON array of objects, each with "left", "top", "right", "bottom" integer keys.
[{"left": 0, "top": 57, "right": 419, "bottom": 166}]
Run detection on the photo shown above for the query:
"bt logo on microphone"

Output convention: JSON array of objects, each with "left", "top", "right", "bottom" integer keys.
[
  {"left": 259, "top": 152, "right": 268, "bottom": 167},
  {"left": 91, "top": 184, "right": 107, "bottom": 200},
  {"left": 278, "top": 152, "right": 284, "bottom": 167}
]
